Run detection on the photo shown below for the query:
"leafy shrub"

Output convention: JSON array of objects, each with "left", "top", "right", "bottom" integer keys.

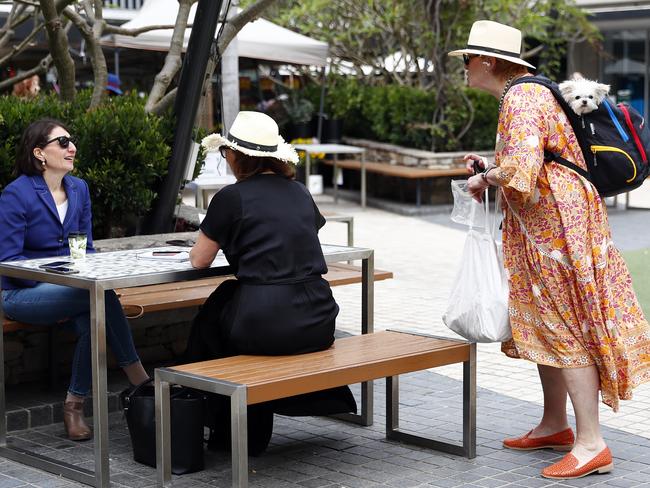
[
  {"left": 0, "top": 91, "right": 203, "bottom": 238},
  {"left": 73, "top": 93, "right": 171, "bottom": 238},
  {"left": 305, "top": 77, "right": 498, "bottom": 152}
]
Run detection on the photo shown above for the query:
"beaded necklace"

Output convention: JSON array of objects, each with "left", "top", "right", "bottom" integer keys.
[
  {"left": 497, "top": 73, "right": 531, "bottom": 114},
  {"left": 497, "top": 75, "right": 515, "bottom": 114}
]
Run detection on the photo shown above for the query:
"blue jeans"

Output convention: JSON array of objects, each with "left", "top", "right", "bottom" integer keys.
[{"left": 2, "top": 283, "right": 140, "bottom": 397}]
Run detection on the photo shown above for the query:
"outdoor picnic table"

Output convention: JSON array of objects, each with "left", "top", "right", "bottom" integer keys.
[
  {"left": 0, "top": 243, "right": 374, "bottom": 487},
  {"left": 294, "top": 143, "right": 368, "bottom": 208}
]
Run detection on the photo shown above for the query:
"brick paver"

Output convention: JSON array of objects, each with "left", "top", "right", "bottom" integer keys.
[{"left": 2, "top": 187, "right": 650, "bottom": 487}]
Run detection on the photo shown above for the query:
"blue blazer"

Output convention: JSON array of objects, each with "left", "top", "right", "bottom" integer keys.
[{"left": 0, "top": 174, "right": 95, "bottom": 289}]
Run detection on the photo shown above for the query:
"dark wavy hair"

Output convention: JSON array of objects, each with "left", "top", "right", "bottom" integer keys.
[
  {"left": 15, "top": 118, "right": 70, "bottom": 176},
  {"left": 229, "top": 150, "right": 295, "bottom": 181}
]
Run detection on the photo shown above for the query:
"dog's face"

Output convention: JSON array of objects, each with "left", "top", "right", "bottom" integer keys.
[{"left": 559, "top": 79, "right": 610, "bottom": 115}]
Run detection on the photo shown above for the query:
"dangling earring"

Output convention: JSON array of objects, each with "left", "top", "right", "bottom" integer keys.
[{"left": 41, "top": 160, "right": 46, "bottom": 166}]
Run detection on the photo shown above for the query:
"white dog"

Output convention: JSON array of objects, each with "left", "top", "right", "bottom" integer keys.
[{"left": 558, "top": 78, "right": 610, "bottom": 115}]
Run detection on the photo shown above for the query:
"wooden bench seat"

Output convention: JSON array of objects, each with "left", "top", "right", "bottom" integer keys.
[
  {"left": 155, "top": 330, "right": 477, "bottom": 487},
  {"left": 320, "top": 159, "right": 468, "bottom": 206},
  {"left": 321, "top": 159, "right": 468, "bottom": 179}
]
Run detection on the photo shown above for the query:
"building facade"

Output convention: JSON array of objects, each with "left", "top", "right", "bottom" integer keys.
[{"left": 572, "top": 0, "right": 650, "bottom": 120}]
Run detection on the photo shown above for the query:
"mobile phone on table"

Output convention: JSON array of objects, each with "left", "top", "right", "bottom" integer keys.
[
  {"left": 39, "top": 260, "right": 72, "bottom": 268},
  {"left": 152, "top": 251, "right": 181, "bottom": 256},
  {"left": 43, "top": 266, "right": 79, "bottom": 274}
]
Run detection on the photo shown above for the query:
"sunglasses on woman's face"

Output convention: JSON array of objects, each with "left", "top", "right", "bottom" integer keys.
[
  {"left": 463, "top": 54, "right": 478, "bottom": 66},
  {"left": 44, "top": 135, "right": 77, "bottom": 149}
]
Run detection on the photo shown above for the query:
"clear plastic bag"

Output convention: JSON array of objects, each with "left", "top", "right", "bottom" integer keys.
[
  {"left": 450, "top": 180, "right": 487, "bottom": 229},
  {"left": 443, "top": 189, "right": 511, "bottom": 343}
]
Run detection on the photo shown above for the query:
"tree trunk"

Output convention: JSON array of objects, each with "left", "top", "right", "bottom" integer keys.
[
  {"left": 146, "top": 0, "right": 279, "bottom": 115},
  {"left": 40, "top": 0, "right": 76, "bottom": 101},
  {"left": 62, "top": 6, "right": 108, "bottom": 109},
  {"left": 144, "top": 0, "right": 196, "bottom": 113}
]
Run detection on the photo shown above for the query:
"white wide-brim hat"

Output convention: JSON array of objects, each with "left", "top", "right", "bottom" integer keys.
[
  {"left": 202, "top": 111, "right": 299, "bottom": 164},
  {"left": 448, "top": 20, "right": 535, "bottom": 69}
]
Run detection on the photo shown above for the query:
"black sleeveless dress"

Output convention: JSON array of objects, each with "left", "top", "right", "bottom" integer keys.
[{"left": 183, "top": 174, "right": 355, "bottom": 454}]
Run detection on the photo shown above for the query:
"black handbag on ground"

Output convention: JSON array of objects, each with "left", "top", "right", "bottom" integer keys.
[{"left": 121, "top": 379, "right": 205, "bottom": 474}]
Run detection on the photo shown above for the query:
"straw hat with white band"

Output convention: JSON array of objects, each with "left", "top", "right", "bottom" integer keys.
[
  {"left": 448, "top": 20, "right": 535, "bottom": 69},
  {"left": 202, "top": 111, "right": 299, "bottom": 164}
]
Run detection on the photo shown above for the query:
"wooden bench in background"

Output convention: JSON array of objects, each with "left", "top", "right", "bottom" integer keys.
[
  {"left": 155, "top": 330, "right": 477, "bottom": 487},
  {"left": 320, "top": 159, "right": 468, "bottom": 207}
]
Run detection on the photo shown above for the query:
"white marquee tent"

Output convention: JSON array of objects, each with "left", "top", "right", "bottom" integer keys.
[{"left": 100, "top": 0, "right": 329, "bottom": 67}]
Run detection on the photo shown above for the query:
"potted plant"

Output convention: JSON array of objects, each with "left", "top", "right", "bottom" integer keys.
[{"left": 282, "top": 91, "right": 314, "bottom": 140}]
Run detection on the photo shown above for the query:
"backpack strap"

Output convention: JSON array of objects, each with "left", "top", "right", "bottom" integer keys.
[
  {"left": 510, "top": 75, "right": 592, "bottom": 182},
  {"left": 543, "top": 150, "right": 590, "bottom": 180}
]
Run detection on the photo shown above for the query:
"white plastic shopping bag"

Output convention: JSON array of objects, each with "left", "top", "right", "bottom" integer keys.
[{"left": 443, "top": 185, "right": 511, "bottom": 343}]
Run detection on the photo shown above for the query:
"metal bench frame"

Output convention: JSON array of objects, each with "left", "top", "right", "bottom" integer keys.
[{"left": 154, "top": 333, "right": 476, "bottom": 487}]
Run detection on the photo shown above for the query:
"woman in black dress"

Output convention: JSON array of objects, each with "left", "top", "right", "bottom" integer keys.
[{"left": 186, "top": 111, "right": 354, "bottom": 453}]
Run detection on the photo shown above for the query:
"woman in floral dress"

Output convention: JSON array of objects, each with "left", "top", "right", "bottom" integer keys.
[{"left": 449, "top": 20, "right": 650, "bottom": 480}]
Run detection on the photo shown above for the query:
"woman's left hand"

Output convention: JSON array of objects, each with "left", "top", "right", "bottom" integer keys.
[{"left": 467, "top": 174, "right": 490, "bottom": 203}]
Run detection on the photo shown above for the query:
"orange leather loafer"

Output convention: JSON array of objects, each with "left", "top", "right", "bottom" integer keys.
[
  {"left": 541, "top": 447, "right": 613, "bottom": 479},
  {"left": 503, "top": 427, "right": 574, "bottom": 451}
]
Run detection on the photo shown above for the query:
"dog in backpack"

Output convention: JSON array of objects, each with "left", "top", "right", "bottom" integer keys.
[{"left": 558, "top": 78, "right": 610, "bottom": 116}]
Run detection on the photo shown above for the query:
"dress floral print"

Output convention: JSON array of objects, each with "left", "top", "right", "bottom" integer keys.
[{"left": 496, "top": 82, "right": 650, "bottom": 411}]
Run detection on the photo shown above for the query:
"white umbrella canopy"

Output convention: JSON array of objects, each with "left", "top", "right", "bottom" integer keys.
[{"left": 100, "top": 0, "right": 329, "bottom": 67}]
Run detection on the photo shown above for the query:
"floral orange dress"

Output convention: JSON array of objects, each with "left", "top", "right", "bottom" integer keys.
[{"left": 494, "top": 82, "right": 650, "bottom": 411}]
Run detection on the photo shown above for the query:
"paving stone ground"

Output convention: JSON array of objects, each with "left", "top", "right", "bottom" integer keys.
[{"left": 2, "top": 185, "right": 650, "bottom": 487}]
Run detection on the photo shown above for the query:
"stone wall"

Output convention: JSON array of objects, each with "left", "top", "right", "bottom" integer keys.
[{"left": 3, "top": 232, "right": 200, "bottom": 386}]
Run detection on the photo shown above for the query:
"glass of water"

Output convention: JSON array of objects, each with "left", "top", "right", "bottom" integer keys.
[{"left": 68, "top": 232, "right": 87, "bottom": 260}]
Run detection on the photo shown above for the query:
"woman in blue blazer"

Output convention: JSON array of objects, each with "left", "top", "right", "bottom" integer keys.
[{"left": 0, "top": 119, "right": 149, "bottom": 440}]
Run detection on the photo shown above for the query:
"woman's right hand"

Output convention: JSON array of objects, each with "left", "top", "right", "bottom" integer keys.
[
  {"left": 463, "top": 153, "right": 488, "bottom": 174},
  {"left": 467, "top": 174, "right": 489, "bottom": 203}
]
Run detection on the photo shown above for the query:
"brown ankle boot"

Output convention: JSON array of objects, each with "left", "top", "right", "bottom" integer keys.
[{"left": 63, "top": 401, "right": 92, "bottom": 441}]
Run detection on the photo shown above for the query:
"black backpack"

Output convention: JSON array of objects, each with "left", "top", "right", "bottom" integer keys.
[{"left": 510, "top": 75, "right": 650, "bottom": 197}]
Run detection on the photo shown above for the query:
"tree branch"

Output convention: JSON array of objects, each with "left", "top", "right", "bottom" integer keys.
[
  {"left": 62, "top": 5, "right": 108, "bottom": 108},
  {"left": 0, "top": 21, "right": 45, "bottom": 67},
  {"left": 149, "top": 88, "right": 177, "bottom": 116},
  {"left": 103, "top": 23, "right": 192, "bottom": 36},
  {"left": 215, "top": 0, "right": 277, "bottom": 57},
  {"left": 146, "top": 0, "right": 280, "bottom": 115},
  {"left": 144, "top": 0, "right": 196, "bottom": 113},
  {"left": 40, "top": 0, "right": 76, "bottom": 100},
  {"left": 0, "top": 3, "right": 30, "bottom": 50},
  {"left": 0, "top": 54, "right": 52, "bottom": 91}
]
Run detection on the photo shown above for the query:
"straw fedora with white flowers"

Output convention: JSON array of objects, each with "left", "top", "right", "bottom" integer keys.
[
  {"left": 202, "top": 111, "right": 299, "bottom": 164},
  {"left": 448, "top": 20, "right": 535, "bottom": 69}
]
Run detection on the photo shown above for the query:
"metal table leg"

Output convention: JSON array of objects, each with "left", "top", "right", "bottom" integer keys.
[
  {"left": 0, "top": 307, "right": 6, "bottom": 448},
  {"left": 0, "top": 284, "right": 103, "bottom": 486},
  {"left": 155, "top": 375, "right": 172, "bottom": 487},
  {"left": 332, "top": 251, "right": 374, "bottom": 426},
  {"left": 333, "top": 154, "right": 339, "bottom": 204},
  {"left": 361, "top": 152, "right": 366, "bottom": 208},
  {"left": 89, "top": 285, "right": 110, "bottom": 487}
]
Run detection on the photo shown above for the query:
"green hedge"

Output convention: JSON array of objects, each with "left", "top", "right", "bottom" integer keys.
[
  {"left": 0, "top": 92, "right": 203, "bottom": 239},
  {"left": 305, "top": 78, "right": 498, "bottom": 152}
]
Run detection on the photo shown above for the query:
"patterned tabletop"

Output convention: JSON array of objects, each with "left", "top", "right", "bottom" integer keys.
[
  {"left": 0, "top": 247, "right": 228, "bottom": 281},
  {"left": 0, "top": 244, "right": 364, "bottom": 282}
]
